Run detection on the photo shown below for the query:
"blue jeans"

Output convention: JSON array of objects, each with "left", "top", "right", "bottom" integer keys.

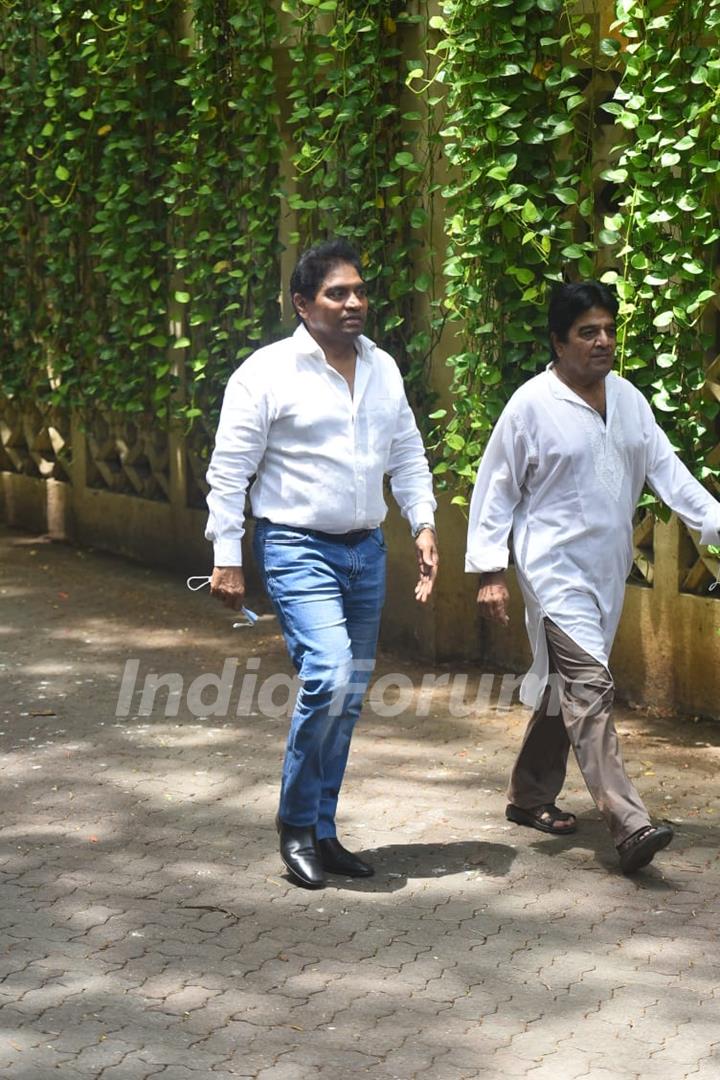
[{"left": 252, "top": 522, "right": 386, "bottom": 840}]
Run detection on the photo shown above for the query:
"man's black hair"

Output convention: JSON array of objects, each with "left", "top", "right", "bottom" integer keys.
[
  {"left": 548, "top": 280, "right": 618, "bottom": 359},
  {"left": 289, "top": 239, "right": 363, "bottom": 309}
]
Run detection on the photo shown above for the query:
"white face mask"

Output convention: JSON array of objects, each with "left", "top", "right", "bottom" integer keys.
[{"left": 186, "top": 576, "right": 259, "bottom": 628}]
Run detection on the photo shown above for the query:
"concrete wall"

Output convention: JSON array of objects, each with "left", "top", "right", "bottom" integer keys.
[
  {"left": 5, "top": 440, "right": 718, "bottom": 720},
  {"left": 2, "top": 0, "right": 718, "bottom": 718}
]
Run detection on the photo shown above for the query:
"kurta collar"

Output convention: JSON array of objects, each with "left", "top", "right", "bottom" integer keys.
[{"left": 545, "top": 364, "right": 618, "bottom": 415}]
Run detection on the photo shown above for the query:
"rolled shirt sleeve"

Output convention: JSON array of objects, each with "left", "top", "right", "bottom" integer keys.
[
  {"left": 205, "top": 367, "right": 274, "bottom": 566},
  {"left": 385, "top": 389, "right": 436, "bottom": 533}
]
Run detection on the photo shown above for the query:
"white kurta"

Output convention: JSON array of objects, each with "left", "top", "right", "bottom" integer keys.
[{"left": 465, "top": 367, "right": 720, "bottom": 705}]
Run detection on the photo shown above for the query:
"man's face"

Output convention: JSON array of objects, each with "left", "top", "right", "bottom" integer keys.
[
  {"left": 552, "top": 305, "right": 617, "bottom": 388},
  {"left": 293, "top": 261, "right": 368, "bottom": 348}
]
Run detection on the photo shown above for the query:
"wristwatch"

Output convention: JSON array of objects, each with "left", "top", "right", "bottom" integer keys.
[{"left": 412, "top": 522, "right": 436, "bottom": 539}]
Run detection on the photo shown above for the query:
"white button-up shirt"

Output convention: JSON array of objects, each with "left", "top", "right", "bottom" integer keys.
[
  {"left": 206, "top": 324, "right": 436, "bottom": 565},
  {"left": 466, "top": 367, "right": 720, "bottom": 704}
]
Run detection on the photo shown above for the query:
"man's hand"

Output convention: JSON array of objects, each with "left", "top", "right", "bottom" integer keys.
[
  {"left": 210, "top": 566, "right": 246, "bottom": 611},
  {"left": 476, "top": 570, "right": 510, "bottom": 625},
  {"left": 414, "top": 528, "right": 438, "bottom": 603}
]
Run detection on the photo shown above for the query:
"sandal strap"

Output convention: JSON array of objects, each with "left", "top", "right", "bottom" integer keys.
[
  {"left": 537, "top": 804, "right": 575, "bottom": 823},
  {"left": 618, "top": 824, "right": 655, "bottom": 851}
]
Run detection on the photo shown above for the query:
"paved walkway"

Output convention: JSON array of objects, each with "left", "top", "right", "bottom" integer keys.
[{"left": 1, "top": 524, "right": 718, "bottom": 1080}]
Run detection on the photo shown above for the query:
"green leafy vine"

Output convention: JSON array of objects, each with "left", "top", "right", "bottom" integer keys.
[
  {"left": 429, "top": 0, "right": 719, "bottom": 504},
  {"left": 281, "top": 0, "right": 442, "bottom": 399},
  {"left": 0, "top": 0, "right": 282, "bottom": 427}
]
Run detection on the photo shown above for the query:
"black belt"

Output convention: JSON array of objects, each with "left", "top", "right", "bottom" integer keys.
[{"left": 255, "top": 519, "right": 374, "bottom": 545}]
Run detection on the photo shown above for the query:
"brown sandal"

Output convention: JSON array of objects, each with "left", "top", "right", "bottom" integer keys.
[{"left": 506, "top": 803, "right": 577, "bottom": 835}]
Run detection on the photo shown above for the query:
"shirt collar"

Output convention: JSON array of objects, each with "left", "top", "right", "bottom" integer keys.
[{"left": 292, "top": 322, "right": 376, "bottom": 363}]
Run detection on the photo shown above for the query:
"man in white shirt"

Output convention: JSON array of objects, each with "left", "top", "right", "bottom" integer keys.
[
  {"left": 206, "top": 239, "right": 438, "bottom": 888},
  {"left": 466, "top": 281, "right": 720, "bottom": 874}
]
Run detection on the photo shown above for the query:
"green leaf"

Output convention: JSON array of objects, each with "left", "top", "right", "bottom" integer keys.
[
  {"left": 644, "top": 274, "right": 668, "bottom": 286},
  {"left": 554, "top": 187, "right": 578, "bottom": 205},
  {"left": 549, "top": 119, "right": 574, "bottom": 138},
  {"left": 652, "top": 311, "right": 674, "bottom": 328},
  {"left": 509, "top": 266, "right": 534, "bottom": 285},
  {"left": 600, "top": 37, "right": 621, "bottom": 57},
  {"left": 651, "top": 389, "right": 678, "bottom": 412},
  {"left": 598, "top": 229, "right": 619, "bottom": 245},
  {"left": 599, "top": 168, "right": 628, "bottom": 183},
  {"left": 446, "top": 433, "right": 466, "bottom": 451},
  {"left": 174, "top": 291, "right": 191, "bottom": 304}
]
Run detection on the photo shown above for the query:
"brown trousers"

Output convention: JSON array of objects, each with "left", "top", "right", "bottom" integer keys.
[{"left": 507, "top": 618, "right": 650, "bottom": 845}]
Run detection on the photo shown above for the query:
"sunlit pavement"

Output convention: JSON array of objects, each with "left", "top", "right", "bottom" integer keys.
[{"left": 1, "top": 523, "right": 718, "bottom": 1080}]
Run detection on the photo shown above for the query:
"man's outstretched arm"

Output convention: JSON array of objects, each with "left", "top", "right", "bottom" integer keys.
[{"left": 644, "top": 411, "right": 720, "bottom": 547}]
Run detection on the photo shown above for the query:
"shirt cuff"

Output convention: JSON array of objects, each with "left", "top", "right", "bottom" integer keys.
[
  {"left": 407, "top": 503, "right": 436, "bottom": 534},
  {"left": 212, "top": 539, "right": 244, "bottom": 567},
  {"left": 465, "top": 547, "right": 510, "bottom": 574}
]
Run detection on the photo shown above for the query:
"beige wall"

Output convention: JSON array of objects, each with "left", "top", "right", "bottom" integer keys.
[
  {"left": 2, "top": 0, "right": 718, "bottom": 717},
  {"left": 2, "top": 431, "right": 719, "bottom": 719}
]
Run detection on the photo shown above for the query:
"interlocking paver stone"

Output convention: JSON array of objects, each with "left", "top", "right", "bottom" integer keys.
[{"left": 1, "top": 522, "right": 719, "bottom": 1079}]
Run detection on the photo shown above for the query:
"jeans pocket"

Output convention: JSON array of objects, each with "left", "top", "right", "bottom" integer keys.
[{"left": 370, "top": 528, "right": 387, "bottom": 552}]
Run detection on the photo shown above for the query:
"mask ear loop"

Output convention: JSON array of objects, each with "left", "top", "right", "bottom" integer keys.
[
  {"left": 186, "top": 576, "right": 212, "bottom": 591},
  {"left": 186, "top": 575, "right": 258, "bottom": 627}
]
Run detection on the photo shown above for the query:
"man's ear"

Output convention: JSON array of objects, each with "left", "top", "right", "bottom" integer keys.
[
  {"left": 292, "top": 292, "right": 307, "bottom": 320},
  {"left": 550, "top": 331, "right": 562, "bottom": 359}
]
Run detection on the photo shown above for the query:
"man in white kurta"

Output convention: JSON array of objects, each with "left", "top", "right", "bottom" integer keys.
[{"left": 466, "top": 281, "right": 720, "bottom": 874}]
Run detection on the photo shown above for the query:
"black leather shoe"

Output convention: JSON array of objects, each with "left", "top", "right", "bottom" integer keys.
[
  {"left": 617, "top": 823, "right": 673, "bottom": 874},
  {"left": 318, "top": 837, "right": 374, "bottom": 877},
  {"left": 279, "top": 821, "right": 325, "bottom": 889}
]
